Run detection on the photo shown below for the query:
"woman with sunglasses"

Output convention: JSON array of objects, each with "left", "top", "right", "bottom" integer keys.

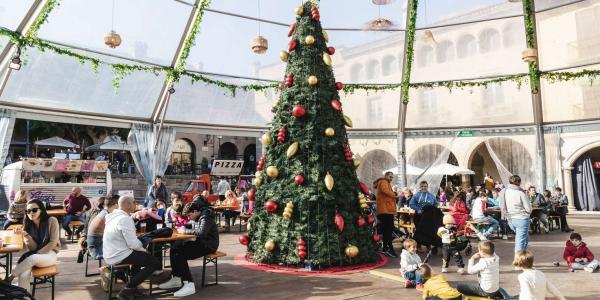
[{"left": 5, "top": 199, "right": 60, "bottom": 292}]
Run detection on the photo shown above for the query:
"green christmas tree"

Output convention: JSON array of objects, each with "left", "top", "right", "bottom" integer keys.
[{"left": 244, "top": 1, "right": 378, "bottom": 268}]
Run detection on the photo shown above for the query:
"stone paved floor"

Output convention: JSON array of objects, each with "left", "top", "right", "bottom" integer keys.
[{"left": 16, "top": 215, "right": 600, "bottom": 299}]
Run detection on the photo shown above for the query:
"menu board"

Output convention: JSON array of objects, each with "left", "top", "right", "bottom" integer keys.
[
  {"left": 20, "top": 159, "right": 108, "bottom": 173},
  {"left": 66, "top": 160, "right": 82, "bottom": 172},
  {"left": 54, "top": 160, "right": 68, "bottom": 172},
  {"left": 81, "top": 160, "right": 95, "bottom": 172}
]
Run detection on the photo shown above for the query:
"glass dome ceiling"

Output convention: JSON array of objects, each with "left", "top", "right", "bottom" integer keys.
[{"left": 0, "top": 0, "right": 598, "bottom": 130}]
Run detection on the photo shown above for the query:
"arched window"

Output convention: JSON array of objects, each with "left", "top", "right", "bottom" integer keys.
[
  {"left": 456, "top": 34, "right": 476, "bottom": 58},
  {"left": 418, "top": 89, "right": 437, "bottom": 114},
  {"left": 436, "top": 41, "right": 455, "bottom": 63},
  {"left": 481, "top": 84, "right": 505, "bottom": 106},
  {"left": 417, "top": 46, "right": 434, "bottom": 67},
  {"left": 502, "top": 22, "right": 520, "bottom": 47},
  {"left": 381, "top": 55, "right": 396, "bottom": 76},
  {"left": 350, "top": 63, "right": 363, "bottom": 82},
  {"left": 366, "top": 59, "right": 380, "bottom": 79},
  {"left": 479, "top": 28, "right": 501, "bottom": 54}
]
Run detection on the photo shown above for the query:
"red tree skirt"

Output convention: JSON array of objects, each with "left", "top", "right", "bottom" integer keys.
[{"left": 233, "top": 253, "right": 388, "bottom": 276}]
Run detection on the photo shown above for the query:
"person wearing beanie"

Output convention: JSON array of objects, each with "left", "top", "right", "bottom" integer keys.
[{"left": 437, "top": 214, "right": 466, "bottom": 274}]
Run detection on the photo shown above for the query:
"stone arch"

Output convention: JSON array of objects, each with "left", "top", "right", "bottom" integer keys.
[
  {"left": 357, "top": 149, "right": 397, "bottom": 187},
  {"left": 218, "top": 142, "right": 238, "bottom": 160},
  {"left": 408, "top": 144, "right": 458, "bottom": 169},
  {"left": 243, "top": 144, "right": 257, "bottom": 174},
  {"left": 565, "top": 140, "right": 600, "bottom": 167},
  {"left": 467, "top": 137, "right": 533, "bottom": 186}
]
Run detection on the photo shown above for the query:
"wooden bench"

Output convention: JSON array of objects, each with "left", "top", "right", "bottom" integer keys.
[
  {"left": 547, "top": 215, "right": 560, "bottom": 231},
  {"left": 238, "top": 214, "right": 252, "bottom": 232},
  {"left": 106, "top": 264, "right": 132, "bottom": 299},
  {"left": 466, "top": 220, "right": 499, "bottom": 239},
  {"left": 202, "top": 251, "right": 226, "bottom": 287},
  {"left": 31, "top": 265, "right": 59, "bottom": 300},
  {"left": 69, "top": 220, "right": 85, "bottom": 243},
  {"left": 85, "top": 251, "right": 102, "bottom": 277}
]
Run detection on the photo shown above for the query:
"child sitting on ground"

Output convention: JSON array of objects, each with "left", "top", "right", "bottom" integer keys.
[
  {"left": 419, "top": 263, "right": 462, "bottom": 300},
  {"left": 563, "top": 232, "right": 598, "bottom": 273},
  {"left": 437, "top": 214, "right": 466, "bottom": 274},
  {"left": 513, "top": 250, "right": 566, "bottom": 300},
  {"left": 457, "top": 240, "right": 501, "bottom": 299},
  {"left": 400, "top": 239, "right": 425, "bottom": 289}
]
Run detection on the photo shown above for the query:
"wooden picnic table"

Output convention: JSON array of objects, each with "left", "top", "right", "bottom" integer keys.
[
  {"left": 47, "top": 209, "right": 68, "bottom": 217},
  {"left": 211, "top": 205, "right": 239, "bottom": 211},
  {"left": 0, "top": 230, "right": 24, "bottom": 280}
]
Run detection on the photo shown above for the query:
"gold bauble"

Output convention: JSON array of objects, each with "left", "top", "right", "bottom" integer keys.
[
  {"left": 265, "top": 240, "right": 276, "bottom": 252},
  {"left": 295, "top": 6, "right": 304, "bottom": 16},
  {"left": 325, "top": 172, "right": 334, "bottom": 191},
  {"left": 286, "top": 202, "right": 294, "bottom": 208},
  {"left": 343, "top": 115, "right": 353, "bottom": 128},
  {"left": 323, "top": 30, "right": 329, "bottom": 42},
  {"left": 255, "top": 170, "right": 262, "bottom": 178},
  {"left": 254, "top": 177, "right": 263, "bottom": 187},
  {"left": 345, "top": 245, "right": 359, "bottom": 258},
  {"left": 286, "top": 142, "right": 299, "bottom": 158},
  {"left": 361, "top": 203, "right": 369, "bottom": 209},
  {"left": 280, "top": 51, "right": 289, "bottom": 62},
  {"left": 283, "top": 212, "right": 292, "bottom": 219},
  {"left": 261, "top": 133, "right": 272, "bottom": 145},
  {"left": 308, "top": 75, "right": 318, "bottom": 85},
  {"left": 353, "top": 159, "right": 361, "bottom": 169},
  {"left": 266, "top": 166, "right": 279, "bottom": 178},
  {"left": 322, "top": 52, "right": 332, "bottom": 66},
  {"left": 325, "top": 128, "right": 335, "bottom": 137},
  {"left": 305, "top": 35, "right": 315, "bottom": 45}
]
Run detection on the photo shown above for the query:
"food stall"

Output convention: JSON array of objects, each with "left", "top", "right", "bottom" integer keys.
[{"left": 1, "top": 158, "right": 112, "bottom": 207}]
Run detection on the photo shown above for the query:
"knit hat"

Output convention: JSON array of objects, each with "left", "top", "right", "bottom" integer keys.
[{"left": 443, "top": 214, "right": 456, "bottom": 225}]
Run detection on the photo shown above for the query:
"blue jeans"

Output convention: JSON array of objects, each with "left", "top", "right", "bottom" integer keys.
[
  {"left": 403, "top": 271, "right": 424, "bottom": 286},
  {"left": 508, "top": 218, "right": 529, "bottom": 252},
  {"left": 62, "top": 214, "right": 85, "bottom": 235},
  {"left": 474, "top": 216, "right": 500, "bottom": 237},
  {"left": 86, "top": 235, "right": 103, "bottom": 259}
]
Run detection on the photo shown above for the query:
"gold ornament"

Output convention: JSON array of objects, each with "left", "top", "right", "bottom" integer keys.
[
  {"left": 353, "top": 159, "right": 361, "bottom": 169},
  {"left": 251, "top": 35, "right": 268, "bottom": 54},
  {"left": 343, "top": 115, "right": 353, "bottom": 128},
  {"left": 286, "top": 202, "right": 294, "bottom": 208},
  {"left": 261, "top": 133, "right": 272, "bottom": 146},
  {"left": 104, "top": 30, "right": 122, "bottom": 48},
  {"left": 254, "top": 176, "right": 263, "bottom": 187},
  {"left": 325, "top": 172, "right": 334, "bottom": 191},
  {"left": 305, "top": 35, "right": 315, "bottom": 45},
  {"left": 265, "top": 240, "right": 276, "bottom": 252},
  {"left": 345, "top": 245, "right": 359, "bottom": 258},
  {"left": 325, "top": 128, "right": 335, "bottom": 137},
  {"left": 279, "top": 51, "right": 289, "bottom": 62},
  {"left": 308, "top": 75, "right": 318, "bottom": 85},
  {"left": 255, "top": 170, "right": 262, "bottom": 178},
  {"left": 322, "top": 52, "right": 332, "bottom": 66},
  {"left": 266, "top": 166, "right": 279, "bottom": 178},
  {"left": 283, "top": 211, "right": 292, "bottom": 219},
  {"left": 323, "top": 30, "right": 329, "bottom": 42},
  {"left": 286, "top": 142, "right": 299, "bottom": 158},
  {"left": 295, "top": 6, "right": 303, "bottom": 16},
  {"left": 361, "top": 203, "right": 369, "bottom": 209}
]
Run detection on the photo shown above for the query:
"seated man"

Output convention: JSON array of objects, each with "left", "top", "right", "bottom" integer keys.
[
  {"left": 63, "top": 187, "right": 91, "bottom": 239},
  {"left": 103, "top": 196, "right": 164, "bottom": 300},
  {"left": 159, "top": 200, "right": 219, "bottom": 297}
]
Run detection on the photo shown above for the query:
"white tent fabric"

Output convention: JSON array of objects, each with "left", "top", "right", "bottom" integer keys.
[
  {"left": 485, "top": 139, "right": 513, "bottom": 187},
  {"left": 410, "top": 136, "right": 458, "bottom": 195},
  {"left": 425, "top": 163, "right": 475, "bottom": 175},
  {"left": 383, "top": 164, "right": 424, "bottom": 176},
  {"left": 85, "top": 135, "right": 131, "bottom": 151},
  {"left": 34, "top": 136, "right": 78, "bottom": 148},
  {"left": 0, "top": 109, "right": 15, "bottom": 169}
]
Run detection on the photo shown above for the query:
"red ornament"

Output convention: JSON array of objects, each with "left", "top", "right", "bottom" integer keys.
[
  {"left": 288, "top": 22, "right": 297, "bottom": 37},
  {"left": 359, "top": 182, "right": 370, "bottom": 195},
  {"left": 277, "top": 128, "right": 286, "bottom": 143},
  {"left": 239, "top": 234, "right": 250, "bottom": 246},
  {"left": 298, "top": 250, "right": 307, "bottom": 259},
  {"left": 311, "top": 13, "right": 320, "bottom": 20},
  {"left": 373, "top": 233, "right": 380, "bottom": 242},
  {"left": 357, "top": 217, "right": 366, "bottom": 227},
  {"left": 264, "top": 200, "right": 278, "bottom": 213},
  {"left": 292, "top": 105, "right": 306, "bottom": 118},
  {"left": 297, "top": 244, "right": 306, "bottom": 251},
  {"left": 334, "top": 213, "right": 345, "bottom": 232},
  {"left": 294, "top": 174, "right": 305, "bottom": 185},
  {"left": 331, "top": 99, "right": 342, "bottom": 111},
  {"left": 285, "top": 73, "right": 294, "bottom": 88},
  {"left": 328, "top": 47, "right": 335, "bottom": 55},
  {"left": 289, "top": 39, "right": 298, "bottom": 52},
  {"left": 368, "top": 214, "right": 375, "bottom": 225},
  {"left": 335, "top": 82, "right": 344, "bottom": 90},
  {"left": 248, "top": 189, "right": 255, "bottom": 201},
  {"left": 344, "top": 147, "right": 353, "bottom": 161},
  {"left": 297, "top": 238, "right": 306, "bottom": 246}
]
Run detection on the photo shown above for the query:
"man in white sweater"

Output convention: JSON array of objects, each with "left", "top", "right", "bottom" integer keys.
[
  {"left": 499, "top": 175, "right": 532, "bottom": 252},
  {"left": 457, "top": 240, "right": 502, "bottom": 298},
  {"left": 103, "top": 196, "right": 162, "bottom": 300}
]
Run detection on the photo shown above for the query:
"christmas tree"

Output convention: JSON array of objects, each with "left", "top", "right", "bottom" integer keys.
[{"left": 243, "top": 1, "right": 378, "bottom": 268}]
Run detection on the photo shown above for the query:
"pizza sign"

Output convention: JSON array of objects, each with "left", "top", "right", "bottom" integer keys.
[{"left": 210, "top": 160, "right": 244, "bottom": 176}]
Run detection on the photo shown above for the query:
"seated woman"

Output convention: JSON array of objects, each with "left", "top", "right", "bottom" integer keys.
[
  {"left": 5, "top": 199, "right": 60, "bottom": 293},
  {"left": 86, "top": 195, "right": 119, "bottom": 259},
  {"left": 3, "top": 190, "right": 28, "bottom": 230},
  {"left": 449, "top": 194, "right": 470, "bottom": 231},
  {"left": 219, "top": 190, "right": 241, "bottom": 231}
]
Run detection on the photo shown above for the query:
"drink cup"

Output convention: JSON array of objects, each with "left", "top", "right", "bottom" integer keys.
[
  {"left": 140, "top": 222, "right": 147, "bottom": 234},
  {"left": 4, "top": 235, "right": 12, "bottom": 244},
  {"left": 156, "top": 223, "right": 163, "bottom": 230},
  {"left": 166, "top": 222, "right": 173, "bottom": 229}
]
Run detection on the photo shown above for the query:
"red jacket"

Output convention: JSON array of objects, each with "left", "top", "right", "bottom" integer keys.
[{"left": 563, "top": 240, "right": 595, "bottom": 263}]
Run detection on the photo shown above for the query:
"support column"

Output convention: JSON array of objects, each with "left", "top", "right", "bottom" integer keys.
[{"left": 562, "top": 167, "right": 576, "bottom": 210}]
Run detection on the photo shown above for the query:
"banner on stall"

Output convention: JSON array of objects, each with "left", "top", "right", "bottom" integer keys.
[{"left": 210, "top": 160, "right": 244, "bottom": 176}]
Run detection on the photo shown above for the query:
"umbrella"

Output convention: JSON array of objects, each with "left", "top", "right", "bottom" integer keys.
[
  {"left": 34, "top": 136, "right": 78, "bottom": 148},
  {"left": 383, "top": 164, "right": 425, "bottom": 176},
  {"left": 425, "top": 163, "right": 475, "bottom": 175},
  {"left": 85, "top": 135, "right": 130, "bottom": 151}
]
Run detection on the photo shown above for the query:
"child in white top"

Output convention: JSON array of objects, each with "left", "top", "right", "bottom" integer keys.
[
  {"left": 437, "top": 214, "right": 465, "bottom": 274},
  {"left": 399, "top": 239, "right": 424, "bottom": 289},
  {"left": 457, "top": 240, "right": 501, "bottom": 298},
  {"left": 513, "top": 250, "right": 566, "bottom": 300},
  {"left": 470, "top": 192, "right": 500, "bottom": 239}
]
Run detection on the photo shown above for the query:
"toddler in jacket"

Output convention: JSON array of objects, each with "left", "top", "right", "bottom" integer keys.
[
  {"left": 400, "top": 239, "right": 424, "bottom": 289},
  {"left": 437, "top": 214, "right": 466, "bottom": 274},
  {"left": 564, "top": 232, "right": 598, "bottom": 273}
]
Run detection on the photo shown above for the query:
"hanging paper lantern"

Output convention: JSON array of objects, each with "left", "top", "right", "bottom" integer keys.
[
  {"left": 239, "top": 234, "right": 250, "bottom": 246},
  {"left": 251, "top": 35, "right": 268, "bottom": 54},
  {"left": 345, "top": 245, "right": 359, "bottom": 258},
  {"left": 325, "top": 172, "right": 334, "bottom": 191},
  {"left": 335, "top": 212, "right": 345, "bottom": 232},
  {"left": 104, "top": 30, "right": 122, "bottom": 48},
  {"left": 287, "top": 142, "right": 299, "bottom": 158}
]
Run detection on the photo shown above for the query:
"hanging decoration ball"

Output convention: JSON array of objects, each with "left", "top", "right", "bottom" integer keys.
[
  {"left": 248, "top": 188, "right": 255, "bottom": 201},
  {"left": 353, "top": 158, "right": 361, "bottom": 169},
  {"left": 297, "top": 238, "right": 306, "bottom": 246},
  {"left": 335, "top": 212, "right": 345, "bottom": 232},
  {"left": 343, "top": 115, "right": 353, "bottom": 128},
  {"left": 305, "top": 35, "right": 315, "bottom": 45},
  {"left": 280, "top": 51, "right": 289, "bottom": 62},
  {"left": 277, "top": 127, "right": 287, "bottom": 143},
  {"left": 361, "top": 203, "right": 369, "bottom": 210},
  {"left": 325, "top": 128, "right": 335, "bottom": 137},
  {"left": 310, "top": 6, "right": 320, "bottom": 20},
  {"left": 322, "top": 52, "right": 332, "bottom": 66},
  {"left": 264, "top": 200, "right": 278, "bottom": 213},
  {"left": 368, "top": 214, "right": 375, "bottom": 225},
  {"left": 357, "top": 217, "right": 366, "bottom": 227},
  {"left": 298, "top": 250, "right": 307, "bottom": 259},
  {"left": 345, "top": 245, "right": 359, "bottom": 258},
  {"left": 265, "top": 240, "right": 276, "bottom": 252},
  {"left": 344, "top": 147, "right": 353, "bottom": 161},
  {"left": 251, "top": 35, "right": 269, "bottom": 54},
  {"left": 283, "top": 202, "right": 294, "bottom": 219},
  {"left": 373, "top": 233, "right": 380, "bottom": 242},
  {"left": 328, "top": 47, "right": 336, "bottom": 55},
  {"left": 285, "top": 73, "right": 294, "bottom": 88},
  {"left": 255, "top": 170, "right": 262, "bottom": 178},
  {"left": 261, "top": 133, "right": 272, "bottom": 146},
  {"left": 295, "top": 6, "right": 304, "bottom": 16},
  {"left": 294, "top": 174, "right": 305, "bottom": 185},
  {"left": 359, "top": 182, "right": 370, "bottom": 195},
  {"left": 323, "top": 30, "right": 329, "bottom": 43},
  {"left": 288, "top": 22, "right": 297, "bottom": 37},
  {"left": 292, "top": 105, "right": 306, "bottom": 118},
  {"left": 325, "top": 172, "right": 334, "bottom": 191},
  {"left": 308, "top": 75, "right": 318, "bottom": 86},
  {"left": 335, "top": 82, "right": 344, "bottom": 90},
  {"left": 104, "top": 30, "right": 122, "bottom": 48},
  {"left": 266, "top": 166, "right": 279, "bottom": 178},
  {"left": 289, "top": 39, "right": 298, "bottom": 52},
  {"left": 282, "top": 211, "right": 292, "bottom": 219},
  {"left": 331, "top": 99, "right": 342, "bottom": 111},
  {"left": 286, "top": 142, "right": 299, "bottom": 158},
  {"left": 254, "top": 176, "right": 263, "bottom": 187},
  {"left": 239, "top": 234, "right": 250, "bottom": 246}
]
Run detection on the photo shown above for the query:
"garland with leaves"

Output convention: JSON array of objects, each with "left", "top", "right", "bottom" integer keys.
[
  {"left": 523, "top": 0, "right": 540, "bottom": 94},
  {"left": 400, "top": 0, "right": 418, "bottom": 104}
]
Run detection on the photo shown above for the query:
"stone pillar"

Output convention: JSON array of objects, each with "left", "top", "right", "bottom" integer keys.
[{"left": 562, "top": 167, "right": 576, "bottom": 210}]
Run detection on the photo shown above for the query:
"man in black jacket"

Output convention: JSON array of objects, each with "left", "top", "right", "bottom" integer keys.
[{"left": 158, "top": 200, "right": 219, "bottom": 297}]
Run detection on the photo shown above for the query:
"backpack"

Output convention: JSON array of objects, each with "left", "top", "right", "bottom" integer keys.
[{"left": 0, "top": 281, "right": 34, "bottom": 299}]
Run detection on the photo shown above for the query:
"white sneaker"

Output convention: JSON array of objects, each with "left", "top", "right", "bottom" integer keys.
[
  {"left": 174, "top": 281, "right": 196, "bottom": 297},
  {"left": 159, "top": 276, "right": 182, "bottom": 289},
  {"left": 476, "top": 232, "right": 488, "bottom": 241},
  {"left": 502, "top": 235, "right": 508, "bottom": 240},
  {"left": 457, "top": 268, "right": 465, "bottom": 275},
  {"left": 584, "top": 267, "right": 594, "bottom": 273},
  {"left": 441, "top": 268, "right": 448, "bottom": 273}
]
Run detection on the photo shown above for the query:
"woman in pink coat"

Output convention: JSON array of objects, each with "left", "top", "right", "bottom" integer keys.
[{"left": 449, "top": 194, "right": 470, "bottom": 231}]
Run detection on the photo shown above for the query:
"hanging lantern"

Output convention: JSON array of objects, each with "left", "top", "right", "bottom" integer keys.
[
  {"left": 422, "top": 30, "right": 437, "bottom": 43},
  {"left": 104, "top": 30, "right": 122, "bottom": 48},
  {"left": 367, "top": 18, "right": 394, "bottom": 30},
  {"left": 251, "top": 36, "right": 269, "bottom": 54},
  {"left": 372, "top": 0, "right": 395, "bottom": 4},
  {"left": 522, "top": 48, "right": 538, "bottom": 63}
]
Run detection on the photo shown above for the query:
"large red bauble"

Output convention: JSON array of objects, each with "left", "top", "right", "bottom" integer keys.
[
  {"left": 335, "top": 213, "right": 345, "bottom": 232},
  {"left": 335, "top": 82, "right": 343, "bottom": 90},
  {"left": 292, "top": 105, "right": 306, "bottom": 118},
  {"left": 289, "top": 39, "right": 298, "bottom": 52},
  {"left": 359, "top": 182, "right": 370, "bottom": 195},
  {"left": 264, "top": 200, "right": 278, "bottom": 213},
  {"left": 368, "top": 214, "right": 375, "bottom": 225},
  {"left": 331, "top": 99, "right": 342, "bottom": 111},
  {"left": 294, "top": 174, "right": 305, "bottom": 185},
  {"left": 239, "top": 234, "right": 250, "bottom": 246},
  {"left": 357, "top": 217, "right": 366, "bottom": 227},
  {"left": 297, "top": 244, "right": 306, "bottom": 251},
  {"left": 288, "top": 22, "right": 297, "bottom": 37},
  {"left": 328, "top": 47, "right": 336, "bottom": 55},
  {"left": 373, "top": 233, "right": 380, "bottom": 242},
  {"left": 298, "top": 250, "right": 307, "bottom": 259},
  {"left": 297, "top": 238, "right": 306, "bottom": 246},
  {"left": 247, "top": 189, "right": 255, "bottom": 201}
]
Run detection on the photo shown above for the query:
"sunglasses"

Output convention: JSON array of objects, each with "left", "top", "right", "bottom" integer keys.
[{"left": 26, "top": 208, "right": 40, "bottom": 214}]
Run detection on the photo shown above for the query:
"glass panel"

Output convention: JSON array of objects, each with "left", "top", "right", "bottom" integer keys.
[
  {"left": 537, "top": 0, "right": 600, "bottom": 71},
  {"left": 0, "top": 47, "right": 164, "bottom": 118},
  {"left": 541, "top": 64, "right": 600, "bottom": 122},
  {"left": 411, "top": 17, "right": 528, "bottom": 82},
  {"left": 348, "top": 138, "right": 398, "bottom": 188},
  {"left": 343, "top": 89, "right": 400, "bottom": 129},
  {"left": 405, "top": 81, "right": 533, "bottom": 128},
  {"left": 416, "top": 0, "right": 522, "bottom": 28},
  {"left": 536, "top": 0, "right": 586, "bottom": 12},
  {"left": 37, "top": 0, "right": 192, "bottom": 65},
  {"left": 0, "top": 0, "right": 34, "bottom": 30}
]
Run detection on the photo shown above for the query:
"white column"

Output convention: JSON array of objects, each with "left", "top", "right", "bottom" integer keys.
[{"left": 563, "top": 167, "right": 576, "bottom": 210}]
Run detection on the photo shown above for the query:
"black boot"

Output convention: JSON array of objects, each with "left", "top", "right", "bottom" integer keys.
[{"left": 116, "top": 287, "right": 134, "bottom": 300}]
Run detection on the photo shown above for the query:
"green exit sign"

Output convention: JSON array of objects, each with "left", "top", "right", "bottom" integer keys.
[{"left": 458, "top": 130, "right": 474, "bottom": 137}]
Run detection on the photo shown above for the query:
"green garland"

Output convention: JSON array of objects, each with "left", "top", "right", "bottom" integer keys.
[
  {"left": 523, "top": 0, "right": 540, "bottom": 93},
  {"left": 171, "top": 0, "right": 211, "bottom": 82},
  {"left": 401, "top": 0, "right": 418, "bottom": 104},
  {"left": 24, "top": 0, "right": 61, "bottom": 40}
]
